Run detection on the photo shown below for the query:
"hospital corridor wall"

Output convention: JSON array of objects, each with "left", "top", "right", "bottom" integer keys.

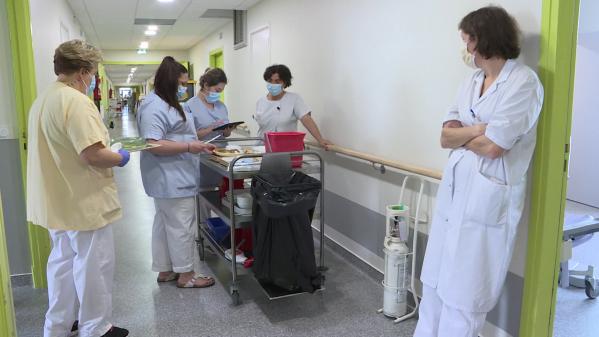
[
  {"left": 567, "top": 0, "right": 599, "bottom": 208},
  {"left": 188, "top": 0, "right": 543, "bottom": 336},
  {"left": 0, "top": 0, "right": 31, "bottom": 278}
]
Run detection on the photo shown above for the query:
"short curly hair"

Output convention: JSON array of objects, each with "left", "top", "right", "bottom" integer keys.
[
  {"left": 459, "top": 6, "right": 521, "bottom": 60},
  {"left": 263, "top": 64, "right": 293, "bottom": 88},
  {"left": 54, "top": 40, "right": 103, "bottom": 75}
]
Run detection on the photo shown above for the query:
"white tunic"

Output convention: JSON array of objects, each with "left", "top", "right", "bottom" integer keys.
[
  {"left": 420, "top": 60, "right": 544, "bottom": 312},
  {"left": 254, "top": 91, "right": 310, "bottom": 138}
]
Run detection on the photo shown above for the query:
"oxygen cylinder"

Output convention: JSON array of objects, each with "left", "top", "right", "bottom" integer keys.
[{"left": 382, "top": 204, "right": 410, "bottom": 318}]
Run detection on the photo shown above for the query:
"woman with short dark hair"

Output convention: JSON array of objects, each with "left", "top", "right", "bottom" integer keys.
[
  {"left": 254, "top": 64, "right": 332, "bottom": 149},
  {"left": 414, "top": 6, "right": 544, "bottom": 337},
  {"left": 137, "top": 56, "right": 217, "bottom": 288}
]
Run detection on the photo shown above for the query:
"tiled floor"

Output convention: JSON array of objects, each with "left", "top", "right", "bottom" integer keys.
[
  {"left": 13, "top": 112, "right": 417, "bottom": 337},
  {"left": 554, "top": 200, "right": 599, "bottom": 337}
]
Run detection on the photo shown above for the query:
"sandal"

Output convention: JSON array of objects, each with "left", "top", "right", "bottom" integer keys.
[
  {"left": 177, "top": 274, "right": 215, "bottom": 288},
  {"left": 157, "top": 272, "right": 179, "bottom": 282}
]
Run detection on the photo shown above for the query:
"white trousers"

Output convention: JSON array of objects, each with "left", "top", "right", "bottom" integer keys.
[
  {"left": 44, "top": 225, "right": 115, "bottom": 337},
  {"left": 152, "top": 197, "right": 196, "bottom": 273},
  {"left": 413, "top": 284, "right": 487, "bottom": 337}
]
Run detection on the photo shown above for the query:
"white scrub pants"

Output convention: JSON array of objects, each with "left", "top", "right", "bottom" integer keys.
[
  {"left": 44, "top": 225, "right": 114, "bottom": 337},
  {"left": 413, "top": 284, "right": 487, "bottom": 337},
  {"left": 152, "top": 197, "right": 196, "bottom": 273}
]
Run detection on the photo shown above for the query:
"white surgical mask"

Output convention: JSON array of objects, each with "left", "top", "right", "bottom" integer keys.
[{"left": 461, "top": 47, "right": 478, "bottom": 69}]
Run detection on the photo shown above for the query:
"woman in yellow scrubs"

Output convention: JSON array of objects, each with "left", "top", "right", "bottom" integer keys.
[{"left": 27, "top": 40, "right": 130, "bottom": 337}]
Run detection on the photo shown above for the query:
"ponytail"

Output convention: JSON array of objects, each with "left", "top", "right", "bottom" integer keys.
[{"left": 154, "top": 56, "right": 188, "bottom": 120}]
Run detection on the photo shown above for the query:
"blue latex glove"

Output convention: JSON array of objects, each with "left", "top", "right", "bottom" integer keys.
[{"left": 117, "top": 149, "right": 130, "bottom": 167}]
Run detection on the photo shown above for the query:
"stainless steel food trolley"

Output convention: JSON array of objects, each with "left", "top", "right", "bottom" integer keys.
[{"left": 196, "top": 137, "right": 326, "bottom": 305}]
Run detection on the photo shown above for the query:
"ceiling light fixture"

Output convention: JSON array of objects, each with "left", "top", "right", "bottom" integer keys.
[
  {"left": 145, "top": 30, "right": 157, "bottom": 36},
  {"left": 157, "top": 0, "right": 175, "bottom": 3},
  {"left": 139, "top": 41, "right": 149, "bottom": 49},
  {"left": 148, "top": 25, "right": 158, "bottom": 31}
]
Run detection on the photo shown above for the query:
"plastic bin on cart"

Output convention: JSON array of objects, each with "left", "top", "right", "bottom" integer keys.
[
  {"left": 206, "top": 217, "right": 228, "bottom": 243},
  {"left": 264, "top": 132, "right": 305, "bottom": 168},
  {"left": 251, "top": 169, "right": 322, "bottom": 293}
]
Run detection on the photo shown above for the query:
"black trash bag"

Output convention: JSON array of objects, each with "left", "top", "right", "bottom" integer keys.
[{"left": 251, "top": 171, "right": 322, "bottom": 293}]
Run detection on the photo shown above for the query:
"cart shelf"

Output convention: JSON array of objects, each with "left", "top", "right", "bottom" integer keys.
[{"left": 196, "top": 140, "right": 326, "bottom": 305}]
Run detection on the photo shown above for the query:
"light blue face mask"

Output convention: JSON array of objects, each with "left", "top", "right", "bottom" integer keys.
[
  {"left": 89, "top": 76, "right": 96, "bottom": 95},
  {"left": 205, "top": 91, "right": 220, "bottom": 103},
  {"left": 177, "top": 85, "right": 187, "bottom": 99},
  {"left": 266, "top": 83, "right": 283, "bottom": 96}
]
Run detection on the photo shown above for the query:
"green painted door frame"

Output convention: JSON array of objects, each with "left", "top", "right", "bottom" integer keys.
[
  {"left": 209, "top": 48, "right": 225, "bottom": 101},
  {"left": 6, "top": 0, "right": 51, "bottom": 289},
  {"left": 0, "top": 194, "right": 17, "bottom": 336},
  {"left": 519, "top": 0, "right": 580, "bottom": 336}
]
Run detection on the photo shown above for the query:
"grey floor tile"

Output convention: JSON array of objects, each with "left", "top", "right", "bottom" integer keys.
[{"left": 14, "top": 112, "right": 416, "bottom": 337}]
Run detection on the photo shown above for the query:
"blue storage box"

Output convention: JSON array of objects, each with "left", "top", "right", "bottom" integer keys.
[{"left": 206, "top": 217, "right": 229, "bottom": 243}]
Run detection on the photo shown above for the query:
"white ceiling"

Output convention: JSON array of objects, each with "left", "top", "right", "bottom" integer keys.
[
  {"left": 66, "top": 0, "right": 260, "bottom": 50},
  {"left": 67, "top": 0, "right": 260, "bottom": 85},
  {"left": 104, "top": 63, "right": 159, "bottom": 86}
]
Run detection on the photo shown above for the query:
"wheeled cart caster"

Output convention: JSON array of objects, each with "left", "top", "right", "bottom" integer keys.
[{"left": 585, "top": 277, "right": 599, "bottom": 299}]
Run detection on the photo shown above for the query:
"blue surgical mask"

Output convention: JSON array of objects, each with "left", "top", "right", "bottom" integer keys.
[
  {"left": 205, "top": 91, "right": 220, "bottom": 103},
  {"left": 177, "top": 85, "right": 187, "bottom": 99},
  {"left": 267, "top": 83, "right": 283, "bottom": 96},
  {"left": 88, "top": 76, "right": 96, "bottom": 95}
]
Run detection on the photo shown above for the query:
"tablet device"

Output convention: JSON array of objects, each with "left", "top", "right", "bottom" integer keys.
[{"left": 212, "top": 121, "right": 245, "bottom": 131}]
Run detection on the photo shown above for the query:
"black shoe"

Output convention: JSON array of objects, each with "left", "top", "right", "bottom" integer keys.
[{"left": 101, "top": 326, "right": 129, "bottom": 337}]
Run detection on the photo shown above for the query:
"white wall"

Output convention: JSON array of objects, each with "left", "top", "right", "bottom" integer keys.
[
  {"left": 567, "top": 0, "right": 599, "bottom": 206},
  {"left": 188, "top": 1, "right": 542, "bottom": 335},
  {"left": 0, "top": 0, "right": 17, "bottom": 140},
  {"left": 102, "top": 49, "right": 190, "bottom": 63},
  {"left": 29, "top": 0, "right": 85, "bottom": 94}
]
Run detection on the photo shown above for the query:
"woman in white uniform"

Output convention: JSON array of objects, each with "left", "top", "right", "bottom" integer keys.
[
  {"left": 255, "top": 64, "right": 332, "bottom": 148},
  {"left": 27, "top": 40, "right": 130, "bottom": 337},
  {"left": 138, "top": 57, "right": 216, "bottom": 288},
  {"left": 414, "top": 6, "right": 544, "bottom": 337}
]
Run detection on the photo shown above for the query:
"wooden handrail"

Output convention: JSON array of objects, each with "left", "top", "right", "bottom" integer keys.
[{"left": 305, "top": 140, "right": 443, "bottom": 181}]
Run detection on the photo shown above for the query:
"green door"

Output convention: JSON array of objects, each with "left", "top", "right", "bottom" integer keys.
[{"left": 209, "top": 48, "right": 224, "bottom": 102}]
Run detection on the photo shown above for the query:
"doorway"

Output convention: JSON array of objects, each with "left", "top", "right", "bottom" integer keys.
[
  {"left": 209, "top": 48, "right": 224, "bottom": 101},
  {"left": 552, "top": 1, "right": 599, "bottom": 336}
]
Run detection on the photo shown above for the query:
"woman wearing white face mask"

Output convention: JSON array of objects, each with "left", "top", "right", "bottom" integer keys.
[
  {"left": 254, "top": 64, "right": 333, "bottom": 149},
  {"left": 27, "top": 40, "right": 130, "bottom": 337},
  {"left": 137, "top": 56, "right": 217, "bottom": 288},
  {"left": 414, "top": 6, "right": 544, "bottom": 337}
]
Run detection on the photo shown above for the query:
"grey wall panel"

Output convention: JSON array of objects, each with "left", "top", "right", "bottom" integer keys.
[
  {"left": 323, "top": 188, "right": 523, "bottom": 336},
  {"left": 0, "top": 139, "right": 31, "bottom": 275}
]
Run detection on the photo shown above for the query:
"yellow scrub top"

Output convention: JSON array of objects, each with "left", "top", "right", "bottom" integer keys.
[{"left": 26, "top": 81, "right": 122, "bottom": 231}]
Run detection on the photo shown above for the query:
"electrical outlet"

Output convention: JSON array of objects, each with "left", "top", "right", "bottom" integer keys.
[{"left": 0, "top": 125, "right": 12, "bottom": 139}]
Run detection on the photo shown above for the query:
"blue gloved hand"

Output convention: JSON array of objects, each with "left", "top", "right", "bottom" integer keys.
[{"left": 117, "top": 149, "right": 130, "bottom": 167}]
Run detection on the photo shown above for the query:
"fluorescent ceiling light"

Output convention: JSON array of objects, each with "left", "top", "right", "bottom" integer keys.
[
  {"left": 148, "top": 25, "right": 158, "bottom": 31},
  {"left": 137, "top": 49, "right": 147, "bottom": 54},
  {"left": 139, "top": 41, "right": 149, "bottom": 49},
  {"left": 158, "top": 0, "right": 175, "bottom": 3},
  {"left": 145, "top": 30, "right": 157, "bottom": 36}
]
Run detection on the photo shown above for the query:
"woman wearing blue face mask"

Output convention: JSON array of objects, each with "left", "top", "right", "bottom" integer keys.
[
  {"left": 183, "top": 68, "right": 233, "bottom": 222},
  {"left": 137, "top": 56, "right": 217, "bottom": 288},
  {"left": 254, "top": 64, "right": 332, "bottom": 149},
  {"left": 184, "top": 68, "right": 232, "bottom": 141}
]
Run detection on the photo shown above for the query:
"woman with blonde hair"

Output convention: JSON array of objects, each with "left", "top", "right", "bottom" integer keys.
[{"left": 27, "top": 39, "right": 130, "bottom": 337}]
